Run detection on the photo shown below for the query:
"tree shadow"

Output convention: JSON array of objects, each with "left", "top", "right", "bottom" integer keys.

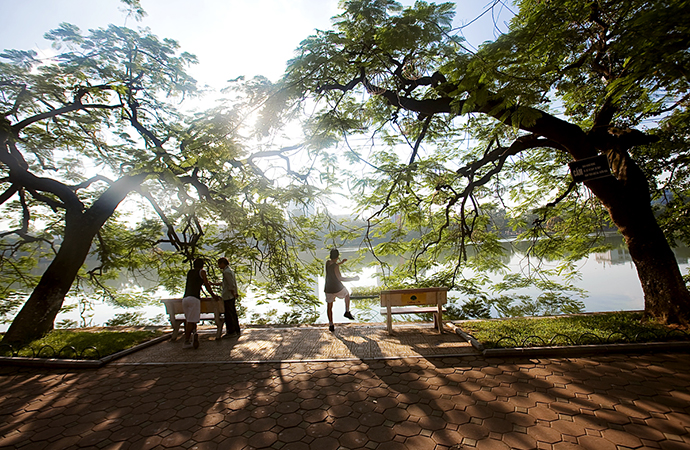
[{"left": 2, "top": 333, "right": 688, "bottom": 450}]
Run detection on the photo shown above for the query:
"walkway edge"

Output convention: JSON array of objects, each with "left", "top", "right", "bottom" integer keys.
[
  {"left": 449, "top": 319, "right": 690, "bottom": 357},
  {"left": 0, "top": 333, "right": 171, "bottom": 369},
  {"left": 482, "top": 340, "right": 690, "bottom": 357}
]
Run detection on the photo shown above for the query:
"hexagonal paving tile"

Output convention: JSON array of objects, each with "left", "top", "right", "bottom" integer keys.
[{"left": 2, "top": 330, "right": 690, "bottom": 450}]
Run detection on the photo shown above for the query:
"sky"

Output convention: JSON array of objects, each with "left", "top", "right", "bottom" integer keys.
[{"left": 1, "top": 0, "right": 513, "bottom": 92}]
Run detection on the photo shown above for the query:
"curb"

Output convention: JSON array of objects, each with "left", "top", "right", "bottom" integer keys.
[
  {"left": 448, "top": 322, "right": 485, "bottom": 352},
  {"left": 0, "top": 333, "right": 171, "bottom": 369},
  {"left": 449, "top": 322, "right": 690, "bottom": 358},
  {"left": 481, "top": 341, "right": 690, "bottom": 358}
]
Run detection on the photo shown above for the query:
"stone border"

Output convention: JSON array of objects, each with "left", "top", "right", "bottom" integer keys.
[
  {"left": 448, "top": 321, "right": 690, "bottom": 357},
  {"left": 0, "top": 333, "right": 171, "bottom": 369},
  {"left": 480, "top": 341, "right": 690, "bottom": 357},
  {"left": 111, "top": 352, "right": 483, "bottom": 366},
  {"left": 5, "top": 319, "right": 690, "bottom": 369}
]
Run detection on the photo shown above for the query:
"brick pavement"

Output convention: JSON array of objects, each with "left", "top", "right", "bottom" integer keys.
[
  {"left": 1, "top": 326, "right": 689, "bottom": 449},
  {"left": 114, "top": 324, "right": 478, "bottom": 363}
]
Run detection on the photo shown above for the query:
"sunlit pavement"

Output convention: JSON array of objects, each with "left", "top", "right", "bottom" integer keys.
[
  {"left": 1, "top": 325, "right": 689, "bottom": 449},
  {"left": 116, "top": 324, "right": 479, "bottom": 363}
]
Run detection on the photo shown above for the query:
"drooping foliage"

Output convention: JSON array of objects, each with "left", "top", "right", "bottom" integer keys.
[
  {"left": 0, "top": 22, "right": 325, "bottom": 343},
  {"left": 271, "top": 0, "right": 690, "bottom": 323}
]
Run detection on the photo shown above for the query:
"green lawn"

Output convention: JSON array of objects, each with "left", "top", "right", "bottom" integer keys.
[
  {"left": 0, "top": 328, "right": 166, "bottom": 360},
  {"left": 456, "top": 311, "right": 690, "bottom": 348}
]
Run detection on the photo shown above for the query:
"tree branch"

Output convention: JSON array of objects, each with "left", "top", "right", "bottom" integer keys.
[
  {"left": 533, "top": 179, "right": 578, "bottom": 229},
  {"left": 87, "top": 173, "right": 148, "bottom": 224},
  {"left": 178, "top": 168, "right": 214, "bottom": 201},
  {"left": 317, "top": 71, "right": 607, "bottom": 161},
  {"left": 3, "top": 84, "right": 29, "bottom": 118},
  {"left": 246, "top": 144, "right": 308, "bottom": 181},
  {"left": 71, "top": 175, "right": 115, "bottom": 191},
  {"left": 0, "top": 184, "right": 18, "bottom": 206},
  {"left": 24, "top": 188, "right": 65, "bottom": 211},
  {"left": 121, "top": 95, "right": 164, "bottom": 149},
  {"left": 317, "top": 68, "right": 365, "bottom": 93},
  {"left": 135, "top": 188, "right": 185, "bottom": 252},
  {"left": 12, "top": 101, "right": 123, "bottom": 133},
  {"left": 408, "top": 114, "right": 433, "bottom": 166}
]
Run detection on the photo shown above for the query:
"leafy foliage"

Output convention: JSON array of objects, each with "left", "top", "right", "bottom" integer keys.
[
  {"left": 0, "top": 18, "right": 328, "bottom": 337},
  {"left": 268, "top": 0, "right": 690, "bottom": 322}
]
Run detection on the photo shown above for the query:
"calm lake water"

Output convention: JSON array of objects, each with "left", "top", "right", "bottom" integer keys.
[
  {"left": 314, "top": 242, "right": 690, "bottom": 323},
  {"left": 4, "top": 238, "right": 688, "bottom": 331}
]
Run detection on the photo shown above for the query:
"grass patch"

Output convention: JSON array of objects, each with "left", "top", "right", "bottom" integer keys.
[
  {"left": 0, "top": 328, "right": 166, "bottom": 359},
  {"left": 457, "top": 311, "right": 690, "bottom": 348}
]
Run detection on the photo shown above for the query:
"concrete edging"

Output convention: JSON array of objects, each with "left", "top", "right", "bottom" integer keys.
[
  {"left": 0, "top": 333, "right": 171, "bottom": 369},
  {"left": 449, "top": 322, "right": 690, "bottom": 358},
  {"left": 481, "top": 340, "right": 690, "bottom": 358}
]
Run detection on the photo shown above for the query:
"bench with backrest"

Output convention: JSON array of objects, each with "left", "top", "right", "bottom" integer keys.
[
  {"left": 161, "top": 297, "right": 225, "bottom": 340},
  {"left": 379, "top": 287, "right": 448, "bottom": 334}
]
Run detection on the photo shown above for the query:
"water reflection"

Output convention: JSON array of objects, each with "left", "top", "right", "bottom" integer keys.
[
  {"left": 313, "top": 236, "right": 690, "bottom": 322},
  {"left": 33, "top": 236, "right": 690, "bottom": 329}
]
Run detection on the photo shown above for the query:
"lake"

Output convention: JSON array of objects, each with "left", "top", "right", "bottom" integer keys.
[
  {"left": 3, "top": 237, "right": 688, "bottom": 331},
  {"left": 314, "top": 241, "right": 689, "bottom": 323}
]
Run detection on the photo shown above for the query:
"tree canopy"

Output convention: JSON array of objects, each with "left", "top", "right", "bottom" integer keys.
[
  {"left": 0, "top": 21, "right": 325, "bottom": 344},
  {"left": 3, "top": 0, "right": 690, "bottom": 344},
  {"left": 269, "top": 0, "right": 690, "bottom": 324}
]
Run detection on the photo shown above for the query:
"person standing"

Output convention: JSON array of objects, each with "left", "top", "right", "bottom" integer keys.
[
  {"left": 217, "top": 257, "right": 241, "bottom": 339},
  {"left": 324, "top": 248, "right": 360, "bottom": 332},
  {"left": 182, "top": 258, "right": 219, "bottom": 349}
]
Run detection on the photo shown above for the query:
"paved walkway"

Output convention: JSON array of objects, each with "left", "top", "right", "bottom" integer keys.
[
  {"left": 1, "top": 325, "right": 689, "bottom": 450},
  {"left": 116, "top": 324, "right": 478, "bottom": 363}
]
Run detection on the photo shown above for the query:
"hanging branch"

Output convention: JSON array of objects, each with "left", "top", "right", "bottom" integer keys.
[
  {"left": 405, "top": 135, "right": 559, "bottom": 285},
  {"left": 136, "top": 188, "right": 185, "bottom": 252}
]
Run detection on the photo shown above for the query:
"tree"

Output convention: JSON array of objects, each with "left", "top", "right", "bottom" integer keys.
[
  {"left": 0, "top": 23, "right": 322, "bottom": 346},
  {"left": 273, "top": 0, "right": 690, "bottom": 324}
]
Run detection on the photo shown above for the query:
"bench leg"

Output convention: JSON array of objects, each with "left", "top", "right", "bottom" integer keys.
[
  {"left": 169, "top": 314, "right": 181, "bottom": 341},
  {"left": 387, "top": 305, "right": 393, "bottom": 335},
  {"left": 215, "top": 314, "right": 223, "bottom": 340},
  {"left": 436, "top": 304, "right": 444, "bottom": 333}
]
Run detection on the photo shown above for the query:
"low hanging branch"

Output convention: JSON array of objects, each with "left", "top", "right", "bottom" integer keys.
[{"left": 406, "top": 135, "right": 561, "bottom": 283}]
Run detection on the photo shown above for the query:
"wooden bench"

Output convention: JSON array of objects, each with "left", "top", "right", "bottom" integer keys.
[
  {"left": 380, "top": 287, "right": 448, "bottom": 334},
  {"left": 161, "top": 297, "right": 225, "bottom": 341}
]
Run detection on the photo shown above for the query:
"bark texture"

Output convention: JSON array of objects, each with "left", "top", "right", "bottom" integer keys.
[
  {"left": 370, "top": 86, "right": 690, "bottom": 325},
  {"left": 2, "top": 218, "right": 97, "bottom": 346},
  {"left": 1, "top": 175, "right": 146, "bottom": 346}
]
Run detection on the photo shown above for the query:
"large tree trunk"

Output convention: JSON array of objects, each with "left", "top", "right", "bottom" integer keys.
[
  {"left": 586, "top": 153, "right": 690, "bottom": 325},
  {"left": 1, "top": 213, "right": 100, "bottom": 347},
  {"left": 524, "top": 109, "right": 690, "bottom": 325},
  {"left": 627, "top": 223, "right": 690, "bottom": 324},
  {"left": 2, "top": 175, "right": 145, "bottom": 347}
]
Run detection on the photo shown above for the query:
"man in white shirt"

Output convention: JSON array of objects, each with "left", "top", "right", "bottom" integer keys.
[{"left": 216, "top": 257, "right": 241, "bottom": 338}]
